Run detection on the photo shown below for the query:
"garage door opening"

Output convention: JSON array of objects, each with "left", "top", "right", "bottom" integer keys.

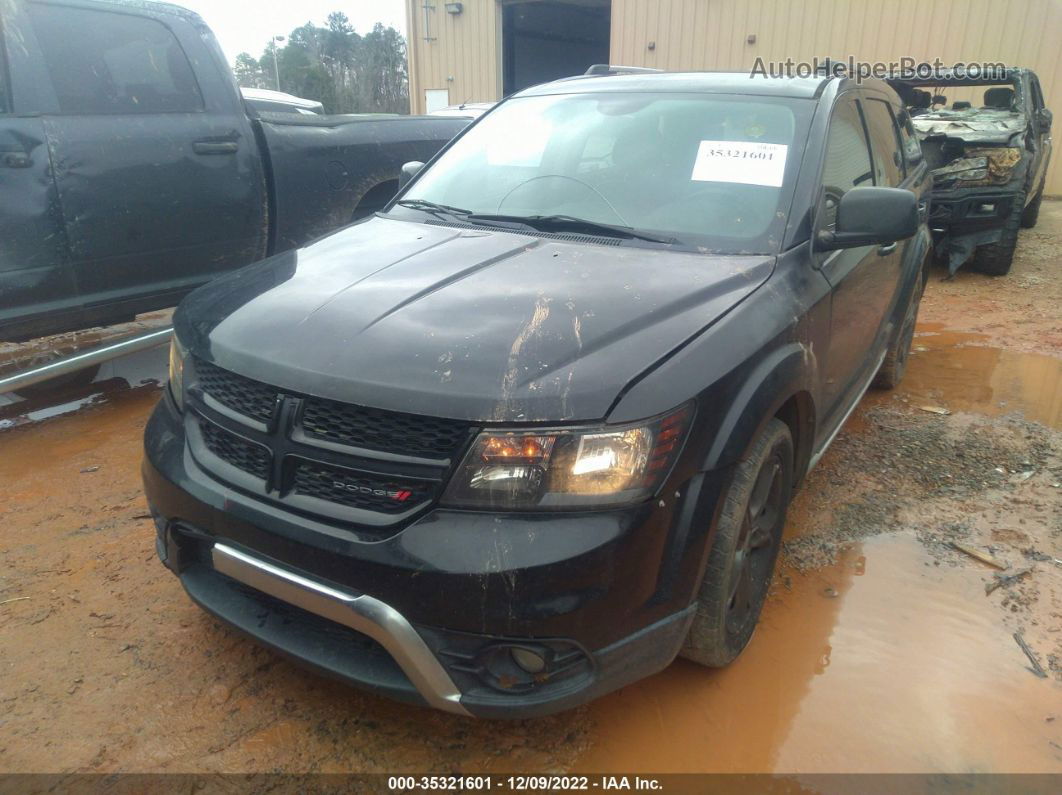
[{"left": 502, "top": 1, "right": 611, "bottom": 96}]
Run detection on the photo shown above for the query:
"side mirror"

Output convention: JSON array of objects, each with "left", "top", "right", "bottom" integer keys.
[
  {"left": 817, "top": 187, "right": 918, "bottom": 251},
  {"left": 398, "top": 161, "right": 425, "bottom": 190},
  {"left": 1036, "top": 108, "right": 1052, "bottom": 132}
]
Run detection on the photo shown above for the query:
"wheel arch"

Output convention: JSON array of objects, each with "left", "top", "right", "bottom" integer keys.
[
  {"left": 352, "top": 178, "right": 399, "bottom": 221},
  {"left": 699, "top": 343, "right": 816, "bottom": 484}
]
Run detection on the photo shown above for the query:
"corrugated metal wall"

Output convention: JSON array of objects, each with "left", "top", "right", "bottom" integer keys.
[
  {"left": 406, "top": 0, "right": 1062, "bottom": 193},
  {"left": 406, "top": 0, "right": 501, "bottom": 116}
]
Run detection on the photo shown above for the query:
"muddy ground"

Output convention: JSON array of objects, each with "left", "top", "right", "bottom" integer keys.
[{"left": 1, "top": 204, "right": 1061, "bottom": 775}]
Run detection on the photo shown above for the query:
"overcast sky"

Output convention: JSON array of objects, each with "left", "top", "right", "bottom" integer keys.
[{"left": 178, "top": 1, "right": 408, "bottom": 64}]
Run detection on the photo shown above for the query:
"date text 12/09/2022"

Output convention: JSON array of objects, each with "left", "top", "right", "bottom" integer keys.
[{"left": 387, "top": 776, "right": 664, "bottom": 791}]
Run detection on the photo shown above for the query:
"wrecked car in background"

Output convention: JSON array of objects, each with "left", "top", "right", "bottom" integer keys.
[{"left": 890, "top": 68, "right": 1053, "bottom": 275}]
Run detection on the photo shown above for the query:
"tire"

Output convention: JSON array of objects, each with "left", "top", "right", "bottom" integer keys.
[
  {"left": 970, "top": 186, "right": 1026, "bottom": 276},
  {"left": 680, "top": 418, "right": 793, "bottom": 667},
  {"left": 1021, "top": 180, "right": 1045, "bottom": 229},
  {"left": 873, "top": 279, "right": 923, "bottom": 390}
]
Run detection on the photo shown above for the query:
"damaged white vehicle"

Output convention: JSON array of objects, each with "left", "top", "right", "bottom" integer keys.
[{"left": 890, "top": 68, "right": 1052, "bottom": 276}]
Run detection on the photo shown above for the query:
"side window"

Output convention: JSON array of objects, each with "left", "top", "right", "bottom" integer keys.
[
  {"left": 27, "top": 3, "right": 203, "bottom": 114},
  {"left": 820, "top": 99, "right": 874, "bottom": 229},
  {"left": 862, "top": 99, "right": 904, "bottom": 186},
  {"left": 895, "top": 108, "right": 924, "bottom": 170}
]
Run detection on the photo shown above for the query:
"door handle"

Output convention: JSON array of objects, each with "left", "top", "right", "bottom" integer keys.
[
  {"left": 0, "top": 151, "right": 31, "bottom": 168},
  {"left": 877, "top": 242, "right": 898, "bottom": 256},
  {"left": 193, "top": 140, "right": 238, "bottom": 155}
]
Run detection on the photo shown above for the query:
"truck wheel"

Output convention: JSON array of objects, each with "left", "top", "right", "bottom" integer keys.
[
  {"left": 680, "top": 418, "right": 793, "bottom": 667},
  {"left": 873, "top": 279, "right": 923, "bottom": 390},
  {"left": 970, "top": 187, "right": 1026, "bottom": 276},
  {"left": 1021, "top": 180, "right": 1045, "bottom": 229}
]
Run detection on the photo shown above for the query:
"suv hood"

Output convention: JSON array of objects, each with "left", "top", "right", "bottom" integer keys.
[{"left": 176, "top": 217, "right": 773, "bottom": 423}]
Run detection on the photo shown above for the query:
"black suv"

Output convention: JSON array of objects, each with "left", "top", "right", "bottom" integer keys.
[{"left": 143, "top": 70, "right": 930, "bottom": 718}]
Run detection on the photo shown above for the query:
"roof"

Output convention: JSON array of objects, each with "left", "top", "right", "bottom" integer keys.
[
  {"left": 517, "top": 71, "right": 832, "bottom": 99},
  {"left": 54, "top": 0, "right": 206, "bottom": 23},
  {"left": 888, "top": 67, "right": 1028, "bottom": 88}
]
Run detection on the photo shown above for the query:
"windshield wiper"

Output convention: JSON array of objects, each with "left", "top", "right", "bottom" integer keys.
[
  {"left": 394, "top": 199, "right": 473, "bottom": 219},
  {"left": 466, "top": 213, "right": 678, "bottom": 244}
]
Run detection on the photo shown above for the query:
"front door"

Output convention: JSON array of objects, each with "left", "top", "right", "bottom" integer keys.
[
  {"left": 816, "top": 96, "right": 903, "bottom": 428},
  {"left": 26, "top": 1, "right": 268, "bottom": 322},
  {"left": 0, "top": 2, "right": 77, "bottom": 340}
]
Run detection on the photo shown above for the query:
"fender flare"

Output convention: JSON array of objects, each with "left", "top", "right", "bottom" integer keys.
[{"left": 699, "top": 343, "right": 815, "bottom": 478}]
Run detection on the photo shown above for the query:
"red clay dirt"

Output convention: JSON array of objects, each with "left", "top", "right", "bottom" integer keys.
[{"left": 1, "top": 205, "right": 1061, "bottom": 775}]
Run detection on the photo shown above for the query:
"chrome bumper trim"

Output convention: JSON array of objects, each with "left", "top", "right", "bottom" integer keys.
[{"left": 211, "top": 542, "right": 470, "bottom": 716}]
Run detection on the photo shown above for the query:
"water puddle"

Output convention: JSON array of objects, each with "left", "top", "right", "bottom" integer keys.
[
  {"left": 576, "top": 532, "right": 1061, "bottom": 773},
  {"left": 899, "top": 323, "right": 1061, "bottom": 429},
  {"left": 576, "top": 329, "right": 1061, "bottom": 772},
  {"left": 0, "top": 345, "right": 166, "bottom": 430}
]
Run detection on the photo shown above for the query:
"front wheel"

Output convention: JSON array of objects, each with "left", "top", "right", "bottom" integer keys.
[
  {"left": 970, "top": 186, "right": 1026, "bottom": 276},
  {"left": 1021, "top": 179, "right": 1045, "bottom": 229},
  {"left": 680, "top": 418, "right": 793, "bottom": 667}
]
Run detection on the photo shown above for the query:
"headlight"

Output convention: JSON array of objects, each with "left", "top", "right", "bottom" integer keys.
[
  {"left": 168, "top": 337, "right": 185, "bottom": 410},
  {"left": 441, "top": 405, "right": 692, "bottom": 510},
  {"left": 933, "top": 156, "right": 988, "bottom": 184},
  {"left": 933, "top": 147, "right": 1022, "bottom": 185}
]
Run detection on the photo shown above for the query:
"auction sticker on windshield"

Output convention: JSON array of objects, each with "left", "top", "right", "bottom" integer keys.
[{"left": 691, "top": 140, "right": 788, "bottom": 187}]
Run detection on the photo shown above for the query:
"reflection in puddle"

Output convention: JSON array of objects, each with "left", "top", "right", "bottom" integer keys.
[
  {"left": 0, "top": 345, "right": 167, "bottom": 429},
  {"left": 903, "top": 324, "right": 1061, "bottom": 429},
  {"left": 577, "top": 533, "right": 1061, "bottom": 773}
]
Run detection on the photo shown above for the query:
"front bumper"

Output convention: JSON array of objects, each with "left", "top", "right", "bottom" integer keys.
[{"left": 143, "top": 393, "right": 715, "bottom": 717}]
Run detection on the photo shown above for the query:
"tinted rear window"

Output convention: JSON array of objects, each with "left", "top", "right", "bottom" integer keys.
[{"left": 29, "top": 3, "right": 203, "bottom": 114}]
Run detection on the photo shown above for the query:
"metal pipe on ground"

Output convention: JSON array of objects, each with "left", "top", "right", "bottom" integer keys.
[{"left": 0, "top": 328, "right": 172, "bottom": 395}]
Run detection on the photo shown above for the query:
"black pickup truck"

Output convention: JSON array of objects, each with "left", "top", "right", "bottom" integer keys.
[{"left": 0, "top": 0, "right": 467, "bottom": 341}]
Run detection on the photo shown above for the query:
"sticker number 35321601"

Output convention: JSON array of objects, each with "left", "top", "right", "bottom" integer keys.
[{"left": 690, "top": 140, "right": 789, "bottom": 187}]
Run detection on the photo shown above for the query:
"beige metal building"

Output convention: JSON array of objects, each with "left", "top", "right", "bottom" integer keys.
[{"left": 405, "top": 0, "right": 1062, "bottom": 193}]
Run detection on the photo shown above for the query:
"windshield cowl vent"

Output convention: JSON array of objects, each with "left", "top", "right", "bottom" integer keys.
[{"left": 423, "top": 219, "right": 622, "bottom": 246}]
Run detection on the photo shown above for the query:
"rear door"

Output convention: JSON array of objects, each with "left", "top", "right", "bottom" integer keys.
[
  {"left": 816, "top": 94, "right": 904, "bottom": 425},
  {"left": 26, "top": 0, "right": 267, "bottom": 320}
]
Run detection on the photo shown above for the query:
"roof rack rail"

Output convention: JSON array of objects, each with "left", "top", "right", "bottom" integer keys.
[{"left": 584, "top": 64, "right": 663, "bottom": 76}]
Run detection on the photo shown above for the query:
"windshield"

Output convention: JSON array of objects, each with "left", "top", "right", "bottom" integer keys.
[{"left": 392, "top": 91, "right": 811, "bottom": 253}]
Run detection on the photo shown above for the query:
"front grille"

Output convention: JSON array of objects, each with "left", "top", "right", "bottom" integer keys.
[
  {"left": 199, "top": 420, "right": 271, "bottom": 481},
  {"left": 196, "top": 360, "right": 276, "bottom": 424},
  {"left": 189, "top": 359, "right": 471, "bottom": 526},
  {"left": 292, "top": 461, "right": 431, "bottom": 513},
  {"left": 301, "top": 397, "right": 470, "bottom": 459}
]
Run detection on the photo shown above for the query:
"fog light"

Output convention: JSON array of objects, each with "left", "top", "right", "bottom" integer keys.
[
  {"left": 978, "top": 203, "right": 995, "bottom": 214},
  {"left": 511, "top": 647, "right": 546, "bottom": 674}
]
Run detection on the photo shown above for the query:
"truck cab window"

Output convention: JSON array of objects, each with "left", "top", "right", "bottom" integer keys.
[
  {"left": 27, "top": 4, "right": 203, "bottom": 114},
  {"left": 819, "top": 99, "right": 874, "bottom": 229}
]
